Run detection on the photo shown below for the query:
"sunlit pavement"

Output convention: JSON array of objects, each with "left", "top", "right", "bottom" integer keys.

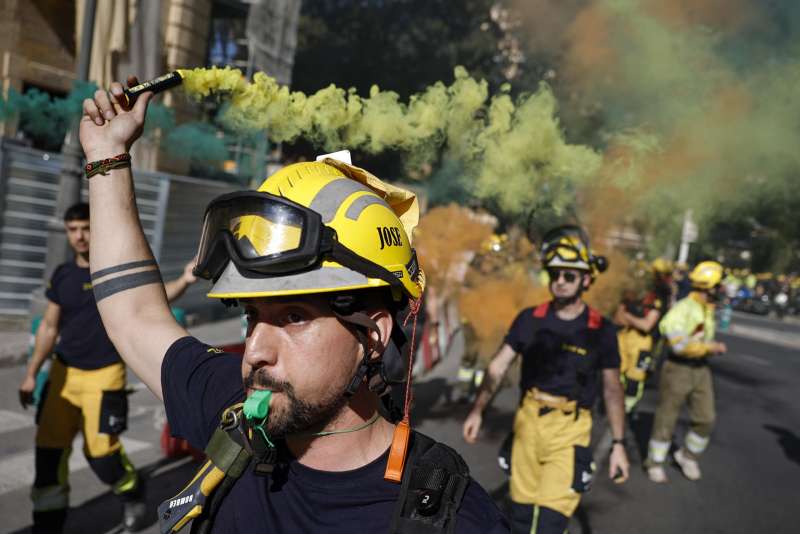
[{"left": 0, "top": 313, "right": 798, "bottom": 533}]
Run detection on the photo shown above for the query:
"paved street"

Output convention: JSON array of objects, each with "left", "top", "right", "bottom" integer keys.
[
  {"left": 0, "top": 311, "right": 798, "bottom": 533},
  {"left": 418, "top": 310, "right": 800, "bottom": 534}
]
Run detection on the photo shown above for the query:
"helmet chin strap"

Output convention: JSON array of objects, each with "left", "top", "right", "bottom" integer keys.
[
  {"left": 552, "top": 280, "right": 586, "bottom": 307},
  {"left": 329, "top": 295, "right": 388, "bottom": 398}
]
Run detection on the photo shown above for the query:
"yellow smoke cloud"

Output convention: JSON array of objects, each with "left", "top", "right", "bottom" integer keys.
[{"left": 177, "top": 66, "right": 601, "bottom": 219}]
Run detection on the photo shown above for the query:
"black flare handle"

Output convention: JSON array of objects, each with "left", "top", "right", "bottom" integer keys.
[{"left": 124, "top": 71, "right": 183, "bottom": 103}]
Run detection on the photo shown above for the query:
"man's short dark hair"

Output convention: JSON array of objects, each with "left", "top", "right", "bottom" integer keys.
[{"left": 64, "top": 202, "right": 89, "bottom": 222}]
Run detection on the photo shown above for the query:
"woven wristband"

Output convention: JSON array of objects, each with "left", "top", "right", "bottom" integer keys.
[{"left": 85, "top": 153, "right": 131, "bottom": 178}]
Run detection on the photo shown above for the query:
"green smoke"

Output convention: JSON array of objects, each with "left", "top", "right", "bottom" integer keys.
[
  {"left": 0, "top": 83, "right": 253, "bottom": 171},
  {"left": 0, "top": 81, "right": 95, "bottom": 147},
  {"left": 516, "top": 0, "right": 800, "bottom": 266}
]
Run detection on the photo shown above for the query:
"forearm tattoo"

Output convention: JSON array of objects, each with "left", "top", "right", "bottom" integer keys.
[
  {"left": 93, "top": 269, "right": 163, "bottom": 302},
  {"left": 91, "top": 259, "right": 157, "bottom": 281}
]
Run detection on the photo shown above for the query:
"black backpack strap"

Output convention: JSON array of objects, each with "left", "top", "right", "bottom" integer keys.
[{"left": 390, "top": 432, "right": 471, "bottom": 534}]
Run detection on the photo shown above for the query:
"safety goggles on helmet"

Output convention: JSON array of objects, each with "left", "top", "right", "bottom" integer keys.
[
  {"left": 543, "top": 242, "right": 587, "bottom": 263},
  {"left": 542, "top": 239, "right": 591, "bottom": 271},
  {"left": 194, "top": 191, "right": 416, "bottom": 294}
]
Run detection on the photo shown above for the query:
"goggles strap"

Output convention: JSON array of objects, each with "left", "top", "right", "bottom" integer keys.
[{"left": 329, "top": 240, "right": 408, "bottom": 292}]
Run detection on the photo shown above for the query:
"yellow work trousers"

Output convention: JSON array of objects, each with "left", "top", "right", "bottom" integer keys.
[
  {"left": 32, "top": 358, "right": 137, "bottom": 512},
  {"left": 510, "top": 393, "right": 593, "bottom": 518}
]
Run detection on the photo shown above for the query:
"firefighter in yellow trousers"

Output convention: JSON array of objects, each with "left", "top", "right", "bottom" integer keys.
[
  {"left": 463, "top": 226, "right": 629, "bottom": 534},
  {"left": 615, "top": 259, "right": 672, "bottom": 413},
  {"left": 645, "top": 261, "right": 727, "bottom": 483}
]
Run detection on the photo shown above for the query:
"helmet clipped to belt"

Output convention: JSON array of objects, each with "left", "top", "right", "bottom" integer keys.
[
  {"left": 194, "top": 159, "right": 424, "bottom": 302},
  {"left": 540, "top": 225, "right": 608, "bottom": 279},
  {"left": 689, "top": 261, "right": 723, "bottom": 291}
]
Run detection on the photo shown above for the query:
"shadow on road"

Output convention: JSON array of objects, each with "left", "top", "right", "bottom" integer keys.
[
  {"left": 412, "top": 377, "right": 516, "bottom": 437},
  {"left": 628, "top": 410, "right": 655, "bottom": 462},
  {"left": 573, "top": 504, "right": 594, "bottom": 534},
  {"left": 7, "top": 456, "right": 201, "bottom": 534},
  {"left": 712, "top": 359, "right": 773, "bottom": 388},
  {"left": 487, "top": 479, "right": 595, "bottom": 534},
  {"left": 764, "top": 424, "right": 800, "bottom": 467},
  {"left": 411, "top": 377, "right": 454, "bottom": 420}
]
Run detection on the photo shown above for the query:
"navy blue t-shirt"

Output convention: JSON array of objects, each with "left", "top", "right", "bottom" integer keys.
[
  {"left": 162, "top": 336, "right": 509, "bottom": 533},
  {"left": 504, "top": 304, "right": 620, "bottom": 409},
  {"left": 45, "top": 261, "right": 120, "bottom": 369}
]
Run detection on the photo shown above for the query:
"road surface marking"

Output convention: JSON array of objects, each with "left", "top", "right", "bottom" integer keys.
[
  {"left": 734, "top": 353, "right": 772, "bottom": 367},
  {"left": 0, "top": 409, "right": 34, "bottom": 434},
  {"left": 726, "top": 324, "right": 800, "bottom": 350}
]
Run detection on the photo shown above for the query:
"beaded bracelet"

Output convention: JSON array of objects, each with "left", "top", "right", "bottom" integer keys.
[{"left": 85, "top": 153, "right": 131, "bottom": 178}]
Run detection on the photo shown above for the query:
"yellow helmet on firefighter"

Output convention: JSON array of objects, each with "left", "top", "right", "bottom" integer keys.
[
  {"left": 689, "top": 261, "right": 723, "bottom": 290},
  {"left": 540, "top": 225, "right": 607, "bottom": 277},
  {"left": 193, "top": 159, "right": 423, "bottom": 302},
  {"left": 651, "top": 257, "right": 673, "bottom": 275}
]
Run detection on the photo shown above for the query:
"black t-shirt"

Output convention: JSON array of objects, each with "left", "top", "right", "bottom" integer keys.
[
  {"left": 504, "top": 304, "right": 620, "bottom": 409},
  {"left": 161, "top": 336, "right": 509, "bottom": 534},
  {"left": 45, "top": 261, "right": 121, "bottom": 369}
]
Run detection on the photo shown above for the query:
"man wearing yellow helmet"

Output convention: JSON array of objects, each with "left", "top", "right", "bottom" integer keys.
[
  {"left": 645, "top": 260, "right": 727, "bottom": 483},
  {"left": 78, "top": 78, "right": 508, "bottom": 532},
  {"left": 462, "top": 226, "right": 629, "bottom": 534}
]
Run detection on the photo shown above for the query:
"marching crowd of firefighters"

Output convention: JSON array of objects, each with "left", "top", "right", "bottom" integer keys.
[
  {"left": 446, "top": 226, "right": 730, "bottom": 532},
  {"left": 15, "top": 77, "right": 739, "bottom": 534}
]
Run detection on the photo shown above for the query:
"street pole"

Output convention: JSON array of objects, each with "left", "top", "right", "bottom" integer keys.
[
  {"left": 43, "top": 0, "right": 97, "bottom": 280},
  {"left": 677, "top": 208, "right": 697, "bottom": 265}
]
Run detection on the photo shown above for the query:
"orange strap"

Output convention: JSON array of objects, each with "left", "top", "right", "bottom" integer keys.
[
  {"left": 385, "top": 288, "right": 423, "bottom": 483},
  {"left": 533, "top": 301, "right": 602, "bottom": 330},
  {"left": 384, "top": 418, "right": 411, "bottom": 482},
  {"left": 587, "top": 307, "right": 602, "bottom": 329}
]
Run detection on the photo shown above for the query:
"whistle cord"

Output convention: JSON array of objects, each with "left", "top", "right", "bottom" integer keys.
[{"left": 301, "top": 412, "right": 381, "bottom": 437}]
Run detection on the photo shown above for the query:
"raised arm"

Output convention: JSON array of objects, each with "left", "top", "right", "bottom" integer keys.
[
  {"left": 164, "top": 259, "right": 198, "bottom": 302},
  {"left": 79, "top": 77, "right": 188, "bottom": 400},
  {"left": 622, "top": 308, "right": 660, "bottom": 333},
  {"left": 462, "top": 343, "right": 518, "bottom": 443}
]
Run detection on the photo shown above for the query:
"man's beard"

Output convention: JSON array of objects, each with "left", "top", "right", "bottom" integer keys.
[
  {"left": 244, "top": 368, "right": 350, "bottom": 438},
  {"left": 551, "top": 286, "right": 583, "bottom": 307}
]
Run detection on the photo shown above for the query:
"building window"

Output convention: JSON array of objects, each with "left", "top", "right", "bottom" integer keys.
[{"left": 207, "top": 2, "right": 249, "bottom": 69}]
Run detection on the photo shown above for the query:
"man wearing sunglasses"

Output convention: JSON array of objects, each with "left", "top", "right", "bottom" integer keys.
[
  {"left": 463, "top": 226, "right": 629, "bottom": 534},
  {"left": 77, "top": 78, "right": 507, "bottom": 533}
]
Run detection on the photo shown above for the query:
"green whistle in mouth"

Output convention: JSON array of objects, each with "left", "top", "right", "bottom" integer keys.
[{"left": 244, "top": 389, "right": 272, "bottom": 421}]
